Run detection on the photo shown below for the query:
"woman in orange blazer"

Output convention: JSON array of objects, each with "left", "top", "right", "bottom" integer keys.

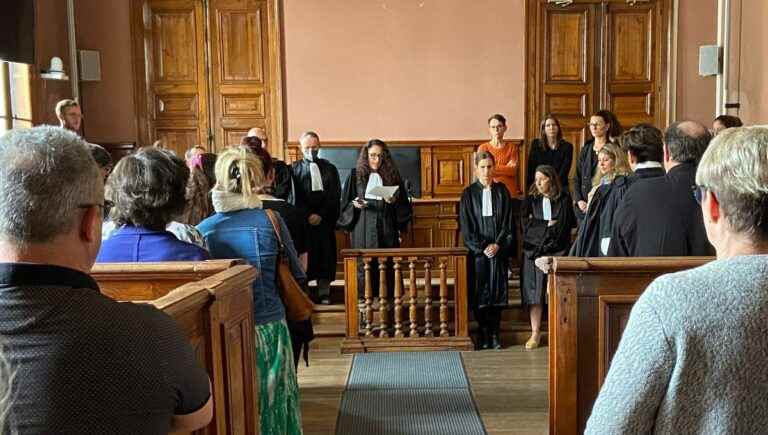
[{"left": 478, "top": 114, "right": 521, "bottom": 197}]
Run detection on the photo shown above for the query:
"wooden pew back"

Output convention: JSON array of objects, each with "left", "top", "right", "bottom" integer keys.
[
  {"left": 98, "top": 262, "right": 259, "bottom": 435},
  {"left": 92, "top": 259, "right": 243, "bottom": 300},
  {"left": 547, "top": 257, "right": 713, "bottom": 435}
]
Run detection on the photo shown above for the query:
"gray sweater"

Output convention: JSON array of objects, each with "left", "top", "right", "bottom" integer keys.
[{"left": 585, "top": 255, "right": 768, "bottom": 435}]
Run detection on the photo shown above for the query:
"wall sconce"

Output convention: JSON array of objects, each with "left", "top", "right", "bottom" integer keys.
[{"left": 41, "top": 56, "right": 69, "bottom": 80}]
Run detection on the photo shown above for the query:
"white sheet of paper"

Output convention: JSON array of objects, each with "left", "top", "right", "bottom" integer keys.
[{"left": 367, "top": 185, "right": 399, "bottom": 199}]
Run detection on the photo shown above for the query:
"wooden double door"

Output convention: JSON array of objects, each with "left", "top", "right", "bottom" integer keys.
[
  {"left": 131, "top": 0, "right": 284, "bottom": 157},
  {"left": 525, "top": 0, "right": 672, "bottom": 170}
]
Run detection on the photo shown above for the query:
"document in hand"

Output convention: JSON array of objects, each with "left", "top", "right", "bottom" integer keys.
[{"left": 367, "top": 185, "right": 400, "bottom": 199}]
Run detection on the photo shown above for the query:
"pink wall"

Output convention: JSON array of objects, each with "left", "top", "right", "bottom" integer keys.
[
  {"left": 75, "top": 0, "right": 137, "bottom": 143},
  {"left": 675, "top": 0, "right": 718, "bottom": 124},
  {"left": 284, "top": 0, "right": 526, "bottom": 142}
]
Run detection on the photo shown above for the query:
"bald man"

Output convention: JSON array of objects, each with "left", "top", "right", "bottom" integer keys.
[
  {"left": 608, "top": 121, "right": 715, "bottom": 256},
  {"left": 246, "top": 127, "right": 293, "bottom": 200}
]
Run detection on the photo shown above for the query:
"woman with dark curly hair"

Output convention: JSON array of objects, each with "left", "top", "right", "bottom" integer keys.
[
  {"left": 338, "top": 139, "right": 413, "bottom": 295},
  {"left": 97, "top": 147, "right": 209, "bottom": 262}
]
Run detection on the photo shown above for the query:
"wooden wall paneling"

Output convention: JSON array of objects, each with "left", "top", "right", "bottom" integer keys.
[
  {"left": 597, "top": 294, "right": 637, "bottom": 390},
  {"left": 131, "top": 0, "right": 210, "bottom": 157},
  {"left": 431, "top": 146, "right": 474, "bottom": 197},
  {"left": 209, "top": 0, "right": 269, "bottom": 152}
]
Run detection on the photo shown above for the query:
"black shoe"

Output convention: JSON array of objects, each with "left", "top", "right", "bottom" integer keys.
[
  {"left": 480, "top": 328, "right": 491, "bottom": 350},
  {"left": 490, "top": 333, "right": 501, "bottom": 350}
]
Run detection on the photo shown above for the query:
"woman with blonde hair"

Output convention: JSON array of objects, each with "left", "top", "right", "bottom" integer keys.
[
  {"left": 197, "top": 146, "right": 305, "bottom": 434},
  {"left": 587, "top": 127, "right": 768, "bottom": 433},
  {"left": 586, "top": 143, "right": 631, "bottom": 207}
]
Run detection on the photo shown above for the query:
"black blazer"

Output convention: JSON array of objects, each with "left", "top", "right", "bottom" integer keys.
[{"left": 608, "top": 163, "right": 715, "bottom": 257}]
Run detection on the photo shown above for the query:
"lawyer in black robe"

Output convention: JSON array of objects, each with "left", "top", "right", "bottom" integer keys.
[
  {"left": 337, "top": 140, "right": 413, "bottom": 297},
  {"left": 608, "top": 162, "right": 714, "bottom": 256},
  {"left": 291, "top": 156, "right": 342, "bottom": 285},
  {"left": 521, "top": 192, "right": 574, "bottom": 307},
  {"left": 459, "top": 153, "right": 516, "bottom": 350}
]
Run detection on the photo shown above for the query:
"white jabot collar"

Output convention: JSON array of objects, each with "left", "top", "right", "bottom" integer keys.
[
  {"left": 542, "top": 197, "right": 552, "bottom": 220},
  {"left": 634, "top": 161, "right": 663, "bottom": 170},
  {"left": 365, "top": 173, "right": 384, "bottom": 200},
  {"left": 481, "top": 186, "right": 493, "bottom": 217}
]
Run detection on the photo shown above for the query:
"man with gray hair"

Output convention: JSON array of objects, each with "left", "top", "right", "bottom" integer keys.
[
  {"left": 0, "top": 126, "right": 212, "bottom": 433},
  {"left": 608, "top": 121, "right": 715, "bottom": 256},
  {"left": 291, "top": 131, "right": 341, "bottom": 304}
]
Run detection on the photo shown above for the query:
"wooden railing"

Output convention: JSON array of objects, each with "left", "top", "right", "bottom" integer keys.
[
  {"left": 341, "top": 247, "right": 473, "bottom": 353},
  {"left": 546, "top": 256, "right": 714, "bottom": 435}
]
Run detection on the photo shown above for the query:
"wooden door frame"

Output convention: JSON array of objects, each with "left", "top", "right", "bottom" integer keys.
[
  {"left": 130, "top": 0, "right": 286, "bottom": 156},
  {"left": 524, "top": 0, "right": 676, "bottom": 151}
]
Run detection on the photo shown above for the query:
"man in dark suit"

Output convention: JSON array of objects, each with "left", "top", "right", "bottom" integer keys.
[
  {"left": 596, "top": 124, "right": 667, "bottom": 255},
  {"left": 608, "top": 121, "right": 715, "bottom": 256}
]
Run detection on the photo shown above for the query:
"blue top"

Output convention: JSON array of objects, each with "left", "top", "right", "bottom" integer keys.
[
  {"left": 96, "top": 225, "right": 209, "bottom": 263},
  {"left": 197, "top": 208, "right": 306, "bottom": 325}
]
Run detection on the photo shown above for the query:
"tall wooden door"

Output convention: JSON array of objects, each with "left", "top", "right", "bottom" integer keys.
[
  {"left": 132, "top": 0, "right": 284, "bottom": 157},
  {"left": 131, "top": 0, "right": 210, "bottom": 157},
  {"left": 525, "top": 0, "right": 671, "bottom": 189},
  {"left": 208, "top": 0, "right": 271, "bottom": 150}
]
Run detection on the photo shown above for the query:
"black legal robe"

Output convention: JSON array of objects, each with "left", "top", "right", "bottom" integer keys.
[
  {"left": 571, "top": 167, "right": 666, "bottom": 257},
  {"left": 459, "top": 181, "right": 516, "bottom": 309},
  {"left": 520, "top": 193, "right": 575, "bottom": 307},
  {"left": 608, "top": 163, "right": 714, "bottom": 257},
  {"left": 273, "top": 159, "right": 294, "bottom": 201},
  {"left": 291, "top": 158, "right": 342, "bottom": 282},
  {"left": 526, "top": 139, "right": 574, "bottom": 193},
  {"left": 261, "top": 198, "right": 307, "bottom": 256},
  {"left": 338, "top": 168, "right": 413, "bottom": 294}
]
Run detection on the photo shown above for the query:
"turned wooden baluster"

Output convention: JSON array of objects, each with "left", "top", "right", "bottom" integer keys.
[
  {"left": 423, "top": 258, "right": 434, "bottom": 337},
  {"left": 379, "top": 257, "right": 389, "bottom": 338},
  {"left": 364, "top": 257, "right": 373, "bottom": 337},
  {"left": 439, "top": 258, "right": 449, "bottom": 337},
  {"left": 393, "top": 257, "right": 404, "bottom": 337},
  {"left": 408, "top": 258, "right": 418, "bottom": 337}
]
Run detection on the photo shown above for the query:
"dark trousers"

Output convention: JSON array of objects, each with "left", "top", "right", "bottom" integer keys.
[{"left": 474, "top": 306, "right": 502, "bottom": 335}]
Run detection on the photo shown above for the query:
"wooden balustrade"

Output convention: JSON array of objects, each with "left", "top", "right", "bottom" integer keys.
[
  {"left": 341, "top": 247, "right": 473, "bottom": 353},
  {"left": 547, "top": 256, "right": 714, "bottom": 435}
]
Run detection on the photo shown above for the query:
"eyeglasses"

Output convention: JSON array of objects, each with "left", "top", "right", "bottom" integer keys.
[
  {"left": 692, "top": 185, "right": 712, "bottom": 204},
  {"left": 78, "top": 200, "right": 114, "bottom": 210}
]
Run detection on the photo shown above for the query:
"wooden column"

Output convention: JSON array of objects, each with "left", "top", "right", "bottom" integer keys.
[
  {"left": 423, "top": 259, "right": 433, "bottom": 337},
  {"left": 408, "top": 258, "right": 418, "bottom": 338},
  {"left": 393, "top": 258, "right": 404, "bottom": 338},
  {"left": 378, "top": 257, "right": 389, "bottom": 338}
]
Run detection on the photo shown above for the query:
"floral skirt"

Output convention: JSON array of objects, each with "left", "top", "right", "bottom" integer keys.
[{"left": 254, "top": 319, "right": 303, "bottom": 435}]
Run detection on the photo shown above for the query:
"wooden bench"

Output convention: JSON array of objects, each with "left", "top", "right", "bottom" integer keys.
[
  {"left": 547, "top": 257, "right": 713, "bottom": 435},
  {"left": 92, "top": 261, "right": 259, "bottom": 435}
]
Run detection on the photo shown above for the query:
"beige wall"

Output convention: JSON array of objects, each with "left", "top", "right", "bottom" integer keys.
[
  {"left": 735, "top": 0, "right": 768, "bottom": 124},
  {"left": 675, "top": 0, "right": 718, "bottom": 124},
  {"left": 284, "top": 0, "right": 526, "bottom": 141},
  {"left": 43, "top": 1, "right": 734, "bottom": 145},
  {"left": 75, "top": 0, "right": 136, "bottom": 144}
]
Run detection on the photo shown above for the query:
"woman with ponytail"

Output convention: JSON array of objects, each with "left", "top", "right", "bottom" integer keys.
[{"left": 197, "top": 146, "right": 305, "bottom": 434}]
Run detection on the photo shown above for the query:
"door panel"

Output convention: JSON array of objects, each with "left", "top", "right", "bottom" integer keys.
[
  {"left": 603, "top": 2, "right": 665, "bottom": 127},
  {"left": 538, "top": 3, "right": 598, "bottom": 186},
  {"left": 209, "top": 0, "right": 270, "bottom": 152},
  {"left": 136, "top": 0, "right": 209, "bottom": 157}
]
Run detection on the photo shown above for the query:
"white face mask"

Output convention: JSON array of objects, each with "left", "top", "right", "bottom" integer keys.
[{"left": 303, "top": 149, "right": 319, "bottom": 162}]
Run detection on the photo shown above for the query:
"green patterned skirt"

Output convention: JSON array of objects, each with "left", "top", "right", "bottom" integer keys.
[{"left": 254, "top": 319, "right": 303, "bottom": 435}]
